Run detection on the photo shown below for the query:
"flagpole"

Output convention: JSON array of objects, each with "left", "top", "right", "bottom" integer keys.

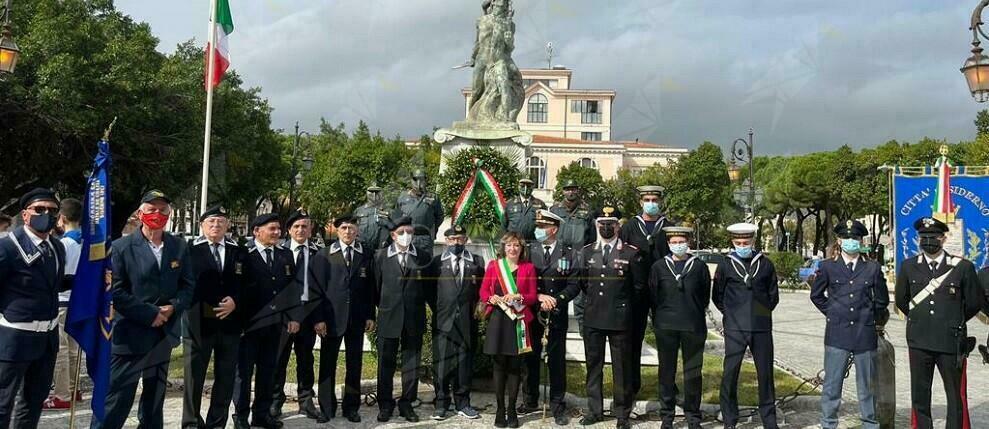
[
  {"left": 200, "top": 0, "right": 219, "bottom": 211},
  {"left": 67, "top": 344, "right": 84, "bottom": 429}
]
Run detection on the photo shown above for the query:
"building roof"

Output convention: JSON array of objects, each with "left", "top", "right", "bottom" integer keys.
[{"left": 531, "top": 134, "right": 681, "bottom": 151}]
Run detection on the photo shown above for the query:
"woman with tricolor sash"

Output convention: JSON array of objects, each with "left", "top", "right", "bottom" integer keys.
[{"left": 479, "top": 231, "right": 537, "bottom": 428}]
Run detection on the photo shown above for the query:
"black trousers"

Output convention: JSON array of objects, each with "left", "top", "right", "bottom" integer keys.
[
  {"left": 584, "top": 327, "right": 632, "bottom": 419},
  {"left": 96, "top": 344, "right": 173, "bottom": 429},
  {"left": 433, "top": 328, "right": 473, "bottom": 410},
  {"left": 721, "top": 329, "right": 777, "bottom": 428},
  {"left": 908, "top": 347, "right": 970, "bottom": 429},
  {"left": 522, "top": 319, "right": 567, "bottom": 414},
  {"left": 655, "top": 328, "right": 705, "bottom": 424},
  {"left": 181, "top": 325, "right": 240, "bottom": 428},
  {"left": 376, "top": 333, "right": 422, "bottom": 412},
  {"left": 318, "top": 323, "right": 365, "bottom": 416},
  {"left": 234, "top": 325, "right": 281, "bottom": 421},
  {"left": 628, "top": 295, "right": 649, "bottom": 398},
  {"left": 0, "top": 331, "right": 57, "bottom": 429},
  {"left": 492, "top": 355, "right": 523, "bottom": 412},
  {"left": 273, "top": 319, "right": 317, "bottom": 407}
]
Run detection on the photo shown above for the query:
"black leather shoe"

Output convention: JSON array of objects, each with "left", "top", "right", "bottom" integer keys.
[
  {"left": 299, "top": 399, "right": 321, "bottom": 420},
  {"left": 399, "top": 408, "right": 420, "bottom": 422},
  {"left": 517, "top": 402, "right": 539, "bottom": 415},
  {"left": 553, "top": 413, "right": 569, "bottom": 426},
  {"left": 344, "top": 411, "right": 362, "bottom": 423},
  {"left": 269, "top": 404, "right": 283, "bottom": 419},
  {"left": 316, "top": 414, "right": 330, "bottom": 424},
  {"left": 661, "top": 420, "right": 673, "bottom": 429},
  {"left": 507, "top": 410, "right": 520, "bottom": 428},
  {"left": 580, "top": 414, "right": 603, "bottom": 426},
  {"left": 616, "top": 418, "right": 632, "bottom": 429},
  {"left": 377, "top": 409, "right": 393, "bottom": 422},
  {"left": 494, "top": 407, "right": 507, "bottom": 428},
  {"left": 232, "top": 416, "right": 250, "bottom": 429}
]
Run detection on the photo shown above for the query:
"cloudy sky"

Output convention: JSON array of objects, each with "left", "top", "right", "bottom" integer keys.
[{"left": 115, "top": 0, "right": 983, "bottom": 155}]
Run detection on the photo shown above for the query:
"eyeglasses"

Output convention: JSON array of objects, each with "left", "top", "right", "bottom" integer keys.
[{"left": 28, "top": 206, "right": 59, "bottom": 215}]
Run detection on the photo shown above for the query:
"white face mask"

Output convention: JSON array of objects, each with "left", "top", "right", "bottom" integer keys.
[{"left": 396, "top": 233, "right": 413, "bottom": 247}]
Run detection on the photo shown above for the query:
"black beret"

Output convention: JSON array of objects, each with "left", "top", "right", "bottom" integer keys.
[
  {"left": 333, "top": 213, "right": 358, "bottom": 228},
  {"left": 914, "top": 217, "right": 949, "bottom": 235},
  {"left": 390, "top": 216, "right": 413, "bottom": 231},
  {"left": 834, "top": 219, "right": 868, "bottom": 239},
  {"left": 19, "top": 188, "right": 59, "bottom": 209},
  {"left": 199, "top": 204, "right": 229, "bottom": 222},
  {"left": 445, "top": 224, "right": 468, "bottom": 237},
  {"left": 594, "top": 205, "right": 621, "bottom": 221},
  {"left": 141, "top": 189, "right": 171, "bottom": 204},
  {"left": 252, "top": 213, "right": 281, "bottom": 229},
  {"left": 285, "top": 209, "right": 311, "bottom": 229}
]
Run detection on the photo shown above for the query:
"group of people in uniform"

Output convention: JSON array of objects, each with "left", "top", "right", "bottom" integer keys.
[{"left": 0, "top": 173, "right": 987, "bottom": 429}]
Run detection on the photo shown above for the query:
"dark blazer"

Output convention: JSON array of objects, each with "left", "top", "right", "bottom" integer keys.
[
  {"left": 810, "top": 257, "right": 889, "bottom": 352},
  {"left": 980, "top": 267, "right": 989, "bottom": 316},
  {"left": 528, "top": 241, "right": 580, "bottom": 328},
  {"left": 565, "top": 240, "right": 647, "bottom": 331},
  {"left": 712, "top": 252, "right": 779, "bottom": 333},
  {"left": 240, "top": 243, "right": 300, "bottom": 334},
  {"left": 0, "top": 227, "right": 67, "bottom": 361},
  {"left": 374, "top": 244, "right": 430, "bottom": 339},
  {"left": 894, "top": 253, "right": 983, "bottom": 354},
  {"left": 426, "top": 249, "right": 484, "bottom": 335},
  {"left": 110, "top": 231, "right": 195, "bottom": 355},
  {"left": 619, "top": 215, "right": 672, "bottom": 267},
  {"left": 648, "top": 255, "right": 711, "bottom": 334},
  {"left": 186, "top": 236, "right": 245, "bottom": 336},
  {"left": 283, "top": 239, "right": 323, "bottom": 322},
  {"left": 309, "top": 240, "right": 376, "bottom": 338}
]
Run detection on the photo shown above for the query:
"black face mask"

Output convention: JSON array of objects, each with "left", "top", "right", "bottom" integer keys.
[
  {"left": 520, "top": 186, "right": 533, "bottom": 198},
  {"left": 598, "top": 226, "right": 616, "bottom": 240},
  {"left": 29, "top": 213, "right": 57, "bottom": 234},
  {"left": 920, "top": 236, "right": 943, "bottom": 254},
  {"left": 450, "top": 243, "right": 465, "bottom": 256},
  {"left": 565, "top": 192, "right": 579, "bottom": 202}
]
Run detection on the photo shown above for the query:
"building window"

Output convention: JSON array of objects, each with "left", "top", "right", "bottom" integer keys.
[
  {"left": 527, "top": 94, "right": 548, "bottom": 123},
  {"left": 527, "top": 156, "right": 547, "bottom": 188},
  {"left": 581, "top": 132, "right": 602, "bottom": 141},
  {"left": 578, "top": 158, "right": 598, "bottom": 169},
  {"left": 571, "top": 100, "right": 602, "bottom": 124}
]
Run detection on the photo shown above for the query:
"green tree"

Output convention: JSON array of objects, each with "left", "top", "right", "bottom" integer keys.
[
  {"left": 552, "top": 162, "right": 604, "bottom": 208},
  {"left": 976, "top": 109, "right": 989, "bottom": 137},
  {"left": 664, "top": 142, "right": 730, "bottom": 248}
]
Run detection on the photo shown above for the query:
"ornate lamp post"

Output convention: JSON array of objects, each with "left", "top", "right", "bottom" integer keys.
[
  {"left": 288, "top": 121, "right": 315, "bottom": 209},
  {"left": 962, "top": 1, "right": 989, "bottom": 102},
  {"left": 728, "top": 128, "right": 761, "bottom": 221},
  {"left": 0, "top": 0, "right": 20, "bottom": 75}
]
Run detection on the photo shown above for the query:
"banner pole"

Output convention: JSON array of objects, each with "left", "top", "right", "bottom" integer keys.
[
  {"left": 67, "top": 344, "right": 84, "bottom": 429},
  {"left": 200, "top": 0, "right": 219, "bottom": 211}
]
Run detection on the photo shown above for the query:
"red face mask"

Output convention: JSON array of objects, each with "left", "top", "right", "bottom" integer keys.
[{"left": 140, "top": 212, "right": 169, "bottom": 230}]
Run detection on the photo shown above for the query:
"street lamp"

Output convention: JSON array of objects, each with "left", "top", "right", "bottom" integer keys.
[
  {"left": 728, "top": 128, "right": 759, "bottom": 220},
  {"left": 0, "top": 0, "right": 20, "bottom": 75},
  {"left": 288, "top": 121, "right": 314, "bottom": 209},
  {"left": 962, "top": 0, "right": 989, "bottom": 102}
]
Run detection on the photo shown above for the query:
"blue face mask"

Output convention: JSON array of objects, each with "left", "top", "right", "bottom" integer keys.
[
  {"left": 534, "top": 227, "right": 549, "bottom": 243},
  {"left": 670, "top": 243, "right": 689, "bottom": 257},
  {"left": 734, "top": 245, "right": 753, "bottom": 258},
  {"left": 643, "top": 202, "right": 660, "bottom": 216},
  {"left": 840, "top": 238, "right": 861, "bottom": 254}
]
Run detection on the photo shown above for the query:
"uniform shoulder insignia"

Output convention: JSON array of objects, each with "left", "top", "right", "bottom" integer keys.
[
  {"left": 582, "top": 243, "right": 595, "bottom": 249},
  {"left": 625, "top": 243, "right": 640, "bottom": 250}
]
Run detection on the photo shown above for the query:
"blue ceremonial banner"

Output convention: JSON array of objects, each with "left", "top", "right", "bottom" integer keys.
[
  {"left": 892, "top": 168, "right": 989, "bottom": 273},
  {"left": 65, "top": 140, "right": 114, "bottom": 423}
]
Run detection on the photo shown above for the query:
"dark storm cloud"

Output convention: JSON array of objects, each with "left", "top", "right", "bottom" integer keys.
[{"left": 116, "top": 0, "right": 980, "bottom": 154}]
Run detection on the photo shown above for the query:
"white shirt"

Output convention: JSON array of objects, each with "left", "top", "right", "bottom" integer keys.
[
  {"left": 540, "top": 241, "right": 557, "bottom": 258},
  {"left": 147, "top": 239, "right": 164, "bottom": 268},
  {"left": 256, "top": 243, "right": 275, "bottom": 265},
  {"left": 840, "top": 254, "right": 860, "bottom": 271},
  {"left": 25, "top": 227, "right": 60, "bottom": 273},
  {"left": 59, "top": 232, "right": 83, "bottom": 303},
  {"left": 290, "top": 240, "right": 310, "bottom": 301},
  {"left": 923, "top": 252, "right": 946, "bottom": 269}
]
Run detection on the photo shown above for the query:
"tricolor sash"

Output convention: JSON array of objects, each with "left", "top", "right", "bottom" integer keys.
[{"left": 495, "top": 258, "right": 532, "bottom": 354}]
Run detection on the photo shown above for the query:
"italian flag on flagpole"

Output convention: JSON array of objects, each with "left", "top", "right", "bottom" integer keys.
[{"left": 205, "top": 0, "right": 233, "bottom": 89}]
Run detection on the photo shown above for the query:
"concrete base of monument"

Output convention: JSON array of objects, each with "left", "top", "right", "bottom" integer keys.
[{"left": 433, "top": 127, "right": 533, "bottom": 174}]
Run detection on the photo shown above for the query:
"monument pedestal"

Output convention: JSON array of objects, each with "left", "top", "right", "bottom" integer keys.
[{"left": 433, "top": 126, "right": 533, "bottom": 174}]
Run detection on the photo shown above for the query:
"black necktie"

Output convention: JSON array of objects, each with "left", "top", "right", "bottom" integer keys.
[
  {"left": 212, "top": 243, "right": 223, "bottom": 271},
  {"left": 38, "top": 241, "right": 56, "bottom": 278},
  {"left": 400, "top": 253, "right": 407, "bottom": 269},
  {"left": 929, "top": 261, "right": 938, "bottom": 273},
  {"left": 544, "top": 246, "right": 552, "bottom": 261},
  {"left": 453, "top": 256, "right": 461, "bottom": 281},
  {"left": 345, "top": 246, "right": 353, "bottom": 267},
  {"left": 265, "top": 248, "right": 274, "bottom": 270},
  {"left": 603, "top": 244, "right": 612, "bottom": 263},
  {"left": 846, "top": 262, "right": 853, "bottom": 272},
  {"left": 296, "top": 247, "right": 304, "bottom": 267}
]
